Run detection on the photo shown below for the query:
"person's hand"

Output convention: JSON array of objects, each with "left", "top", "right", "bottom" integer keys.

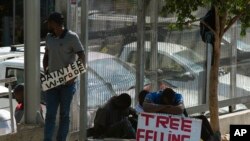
[
  {"left": 128, "top": 107, "right": 137, "bottom": 118},
  {"left": 77, "top": 51, "right": 86, "bottom": 68},
  {"left": 159, "top": 105, "right": 173, "bottom": 113},
  {"left": 77, "top": 58, "right": 86, "bottom": 69},
  {"left": 44, "top": 70, "right": 49, "bottom": 75},
  {"left": 44, "top": 67, "right": 49, "bottom": 75},
  {"left": 65, "top": 77, "right": 76, "bottom": 85}
]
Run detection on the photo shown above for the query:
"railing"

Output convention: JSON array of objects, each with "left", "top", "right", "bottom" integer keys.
[
  {"left": 0, "top": 77, "right": 17, "bottom": 135},
  {"left": 10, "top": 41, "right": 46, "bottom": 48},
  {"left": 187, "top": 95, "right": 250, "bottom": 115}
]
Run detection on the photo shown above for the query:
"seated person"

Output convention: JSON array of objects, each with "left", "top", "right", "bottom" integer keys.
[
  {"left": 135, "top": 90, "right": 149, "bottom": 113},
  {"left": 88, "top": 93, "right": 136, "bottom": 139},
  {"left": 143, "top": 88, "right": 184, "bottom": 115},
  {"left": 13, "top": 84, "right": 44, "bottom": 123},
  {"left": 13, "top": 84, "right": 24, "bottom": 123}
]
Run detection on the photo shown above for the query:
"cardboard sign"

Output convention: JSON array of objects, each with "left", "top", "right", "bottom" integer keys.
[
  {"left": 41, "top": 59, "right": 86, "bottom": 91},
  {"left": 136, "top": 112, "right": 202, "bottom": 141}
]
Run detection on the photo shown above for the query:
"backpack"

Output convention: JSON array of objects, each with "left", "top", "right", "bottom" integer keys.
[
  {"left": 183, "top": 108, "right": 189, "bottom": 117},
  {"left": 193, "top": 115, "right": 220, "bottom": 141},
  {"left": 200, "top": 7, "right": 215, "bottom": 44}
]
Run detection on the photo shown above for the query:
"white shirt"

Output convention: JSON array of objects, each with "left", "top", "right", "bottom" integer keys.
[
  {"left": 0, "top": 109, "right": 16, "bottom": 136},
  {"left": 135, "top": 104, "right": 144, "bottom": 113}
]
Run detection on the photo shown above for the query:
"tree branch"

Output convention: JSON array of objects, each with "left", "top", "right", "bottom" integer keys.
[
  {"left": 219, "top": 12, "right": 227, "bottom": 38},
  {"left": 183, "top": 18, "right": 203, "bottom": 25},
  {"left": 224, "top": 13, "right": 245, "bottom": 33},
  {"left": 200, "top": 20, "right": 216, "bottom": 36}
]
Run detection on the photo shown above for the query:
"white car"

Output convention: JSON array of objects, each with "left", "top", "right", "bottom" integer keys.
[
  {"left": 0, "top": 53, "right": 115, "bottom": 128},
  {"left": 120, "top": 41, "right": 204, "bottom": 81},
  {"left": 119, "top": 41, "right": 250, "bottom": 109},
  {"left": 0, "top": 50, "right": 150, "bottom": 128}
]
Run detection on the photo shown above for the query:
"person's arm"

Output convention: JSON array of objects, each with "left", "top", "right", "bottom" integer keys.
[
  {"left": 94, "top": 107, "right": 107, "bottom": 133},
  {"left": 14, "top": 109, "right": 24, "bottom": 123},
  {"left": 43, "top": 48, "right": 49, "bottom": 74},
  {"left": 77, "top": 51, "right": 85, "bottom": 65},
  {"left": 160, "top": 103, "right": 185, "bottom": 115},
  {"left": 161, "top": 93, "right": 185, "bottom": 115},
  {"left": 143, "top": 102, "right": 184, "bottom": 114},
  {"left": 143, "top": 93, "right": 167, "bottom": 113},
  {"left": 72, "top": 33, "right": 85, "bottom": 65},
  {"left": 143, "top": 101, "right": 170, "bottom": 113},
  {"left": 128, "top": 107, "right": 137, "bottom": 118}
]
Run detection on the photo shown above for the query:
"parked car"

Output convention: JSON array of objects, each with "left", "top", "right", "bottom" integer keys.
[
  {"left": 119, "top": 41, "right": 205, "bottom": 82},
  {"left": 235, "top": 58, "right": 250, "bottom": 76},
  {"left": 0, "top": 50, "right": 151, "bottom": 127},
  {"left": 88, "top": 52, "right": 150, "bottom": 96},
  {"left": 220, "top": 32, "right": 250, "bottom": 63},
  {"left": 0, "top": 53, "right": 116, "bottom": 128},
  {"left": 0, "top": 47, "right": 24, "bottom": 62},
  {"left": 119, "top": 41, "right": 250, "bottom": 108}
]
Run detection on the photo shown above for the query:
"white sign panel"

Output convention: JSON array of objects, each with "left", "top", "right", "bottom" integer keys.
[
  {"left": 136, "top": 112, "right": 202, "bottom": 141},
  {"left": 41, "top": 59, "right": 86, "bottom": 91}
]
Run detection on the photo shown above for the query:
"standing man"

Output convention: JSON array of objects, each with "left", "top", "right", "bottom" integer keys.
[{"left": 43, "top": 12, "right": 85, "bottom": 141}]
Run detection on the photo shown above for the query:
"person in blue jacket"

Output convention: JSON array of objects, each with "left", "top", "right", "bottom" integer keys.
[{"left": 143, "top": 88, "right": 185, "bottom": 115}]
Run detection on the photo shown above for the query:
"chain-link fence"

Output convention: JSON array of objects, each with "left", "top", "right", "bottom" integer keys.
[{"left": 67, "top": 0, "right": 250, "bottom": 132}]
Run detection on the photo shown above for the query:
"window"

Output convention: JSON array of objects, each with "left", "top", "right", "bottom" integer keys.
[
  {"left": 5, "top": 67, "right": 47, "bottom": 104},
  {"left": 5, "top": 68, "right": 24, "bottom": 89},
  {"left": 158, "top": 53, "right": 185, "bottom": 73},
  {"left": 126, "top": 51, "right": 185, "bottom": 73},
  {"left": 127, "top": 51, "right": 137, "bottom": 65},
  {"left": 89, "top": 58, "right": 135, "bottom": 90},
  {"left": 174, "top": 50, "right": 203, "bottom": 64}
]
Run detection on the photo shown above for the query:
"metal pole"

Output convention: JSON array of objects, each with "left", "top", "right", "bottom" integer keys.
[
  {"left": 205, "top": 33, "right": 213, "bottom": 104},
  {"left": 75, "top": 0, "right": 79, "bottom": 33},
  {"left": 66, "top": 0, "right": 71, "bottom": 29},
  {"left": 79, "top": 0, "right": 88, "bottom": 140},
  {"left": 24, "top": 0, "right": 40, "bottom": 124},
  {"left": 12, "top": 0, "right": 16, "bottom": 44},
  {"left": 8, "top": 83, "right": 15, "bottom": 132},
  {"left": 136, "top": 0, "right": 145, "bottom": 105},
  {"left": 55, "top": 0, "right": 61, "bottom": 12},
  {"left": 229, "top": 23, "right": 237, "bottom": 112},
  {"left": 149, "top": 0, "right": 158, "bottom": 91},
  {"left": 198, "top": 71, "right": 206, "bottom": 105}
]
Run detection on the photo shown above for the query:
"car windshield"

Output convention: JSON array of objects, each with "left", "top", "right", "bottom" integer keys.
[
  {"left": 174, "top": 50, "right": 203, "bottom": 64},
  {"left": 89, "top": 58, "right": 136, "bottom": 91},
  {"left": 87, "top": 70, "right": 115, "bottom": 108}
]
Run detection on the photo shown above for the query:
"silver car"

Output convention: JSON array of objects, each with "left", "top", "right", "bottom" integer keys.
[{"left": 119, "top": 41, "right": 250, "bottom": 108}]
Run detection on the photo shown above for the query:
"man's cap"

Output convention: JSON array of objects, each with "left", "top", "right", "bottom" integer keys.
[{"left": 46, "top": 12, "right": 64, "bottom": 25}]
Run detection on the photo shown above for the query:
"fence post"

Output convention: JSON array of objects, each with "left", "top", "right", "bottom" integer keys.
[
  {"left": 205, "top": 32, "right": 213, "bottom": 104},
  {"left": 198, "top": 71, "right": 206, "bottom": 105},
  {"left": 229, "top": 23, "right": 237, "bottom": 112},
  {"left": 79, "top": 0, "right": 88, "bottom": 140},
  {"left": 135, "top": 0, "right": 146, "bottom": 105},
  {"left": 149, "top": 0, "right": 159, "bottom": 91},
  {"left": 24, "top": 0, "right": 41, "bottom": 124}
]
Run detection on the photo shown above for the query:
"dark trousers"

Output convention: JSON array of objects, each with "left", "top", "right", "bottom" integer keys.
[
  {"left": 88, "top": 118, "right": 136, "bottom": 139},
  {"left": 44, "top": 84, "right": 76, "bottom": 141}
]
